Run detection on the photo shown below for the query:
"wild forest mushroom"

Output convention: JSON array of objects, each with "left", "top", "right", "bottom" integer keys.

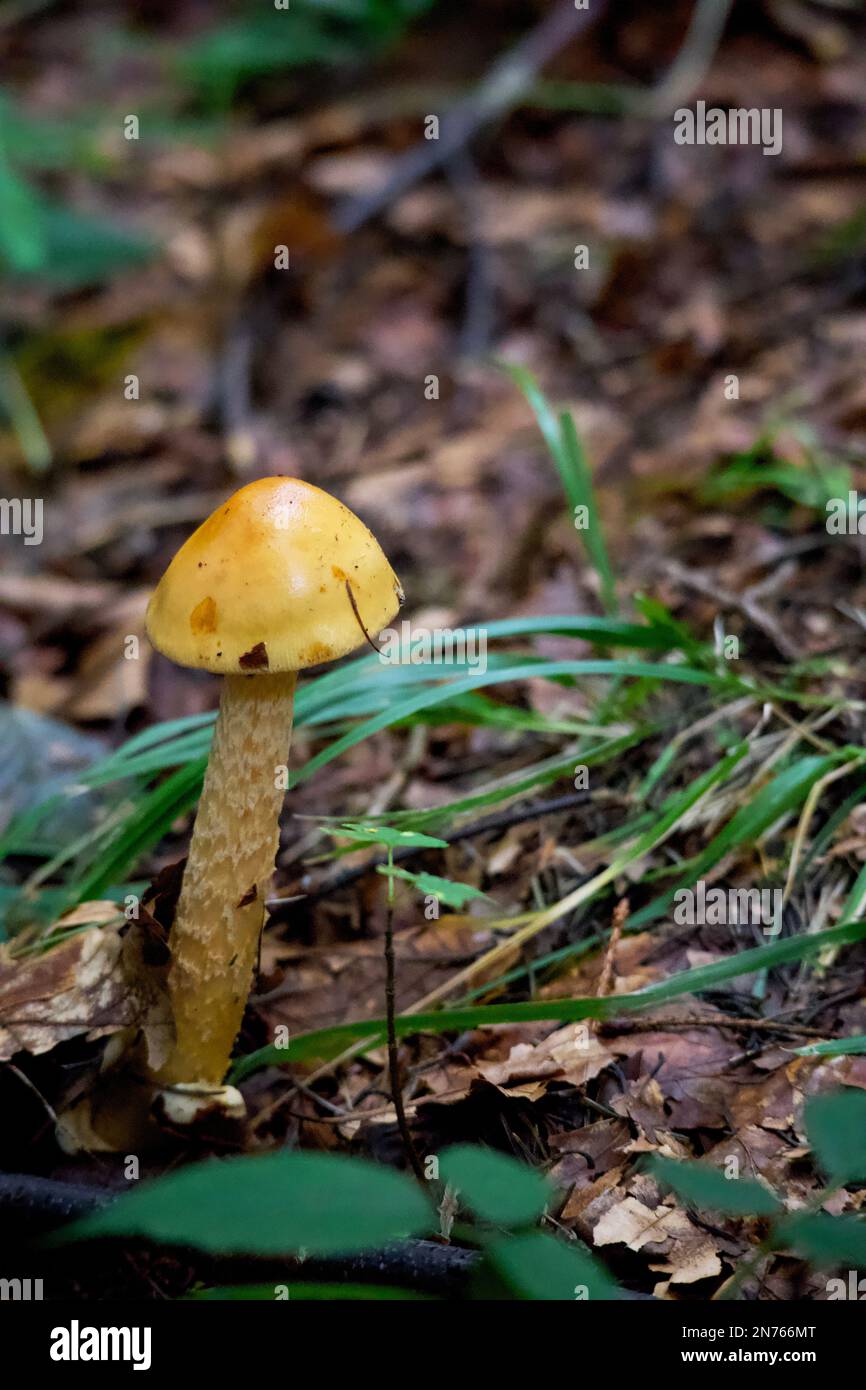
[{"left": 145, "top": 476, "right": 403, "bottom": 1089}]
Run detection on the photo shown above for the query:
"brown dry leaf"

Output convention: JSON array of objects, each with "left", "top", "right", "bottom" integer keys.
[
  {"left": 486, "top": 827, "right": 529, "bottom": 878},
  {"left": 256, "top": 914, "right": 497, "bottom": 1039},
  {"left": 600, "top": 1015, "right": 739, "bottom": 1129},
  {"left": 702, "top": 1123, "right": 805, "bottom": 1196},
  {"left": 478, "top": 1021, "right": 613, "bottom": 1089},
  {"left": 730, "top": 1062, "right": 800, "bottom": 1135},
  {"left": 593, "top": 1195, "right": 723, "bottom": 1286},
  {"left": 651, "top": 1237, "right": 724, "bottom": 1287},
  {"left": 0, "top": 913, "right": 171, "bottom": 1066},
  {"left": 623, "top": 1132, "right": 693, "bottom": 1167},
  {"left": 608, "top": 1074, "right": 670, "bottom": 1143},
  {"left": 560, "top": 1165, "right": 625, "bottom": 1231},
  {"left": 0, "top": 923, "right": 128, "bottom": 1059},
  {"left": 727, "top": 1053, "right": 866, "bottom": 1143},
  {"left": 550, "top": 1116, "right": 633, "bottom": 1185},
  {"left": 117, "top": 914, "right": 174, "bottom": 1073},
  {"left": 44, "top": 900, "right": 123, "bottom": 929},
  {"left": 593, "top": 1194, "right": 682, "bottom": 1252}
]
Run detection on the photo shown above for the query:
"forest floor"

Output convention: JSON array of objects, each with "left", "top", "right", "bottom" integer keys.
[{"left": 1, "top": 0, "right": 866, "bottom": 1301}]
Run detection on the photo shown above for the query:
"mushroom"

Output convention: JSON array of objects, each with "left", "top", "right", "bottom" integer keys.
[{"left": 145, "top": 476, "right": 402, "bottom": 1088}]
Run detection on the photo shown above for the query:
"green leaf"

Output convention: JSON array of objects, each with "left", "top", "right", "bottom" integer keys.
[
  {"left": 377, "top": 866, "right": 490, "bottom": 908},
  {"left": 650, "top": 1156, "right": 781, "bottom": 1217},
  {"left": 335, "top": 822, "right": 448, "bottom": 850},
  {"left": 0, "top": 167, "right": 152, "bottom": 286},
  {"left": 60, "top": 1152, "right": 433, "bottom": 1256},
  {"left": 0, "top": 155, "right": 45, "bottom": 272},
  {"left": 483, "top": 1230, "right": 622, "bottom": 1300},
  {"left": 561, "top": 409, "right": 618, "bottom": 616},
  {"left": 775, "top": 1212, "right": 866, "bottom": 1270},
  {"left": 702, "top": 439, "right": 850, "bottom": 516},
  {"left": 804, "top": 1088, "right": 866, "bottom": 1184},
  {"left": 438, "top": 1146, "right": 551, "bottom": 1227},
  {"left": 36, "top": 201, "right": 152, "bottom": 286}
]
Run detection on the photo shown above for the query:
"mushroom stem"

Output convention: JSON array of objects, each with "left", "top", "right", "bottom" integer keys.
[{"left": 157, "top": 670, "right": 296, "bottom": 1085}]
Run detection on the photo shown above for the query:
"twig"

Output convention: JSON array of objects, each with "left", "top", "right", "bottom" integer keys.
[
  {"left": 645, "top": 0, "right": 736, "bottom": 117},
  {"left": 447, "top": 148, "right": 496, "bottom": 358},
  {"left": 595, "top": 897, "right": 628, "bottom": 1001},
  {"left": 533, "top": 0, "right": 735, "bottom": 119},
  {"left": 345, "top": 579, "right": 385, "bottom": 654},
  {"left": 663, "top": 559, "right": 801, "bottom": 662},
  {"left": 383, "top": 846, "right": 425, "bottom": 1182},
  {"left": 334, "top": 0, "right": 605, "bottom": 234}
]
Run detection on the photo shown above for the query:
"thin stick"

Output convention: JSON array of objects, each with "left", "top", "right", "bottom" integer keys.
[
  {"left": 334, "top": 0, "right": 605, "bottom": 234},
  {"left": 384, "top": 846, "right": 425, "bottom": 1182},
  {"left": 345, "top": 579, "right": 384, "bottom": 654},
  {"left": 595, "top": 898, "right": 628, "bottom": 1001}
]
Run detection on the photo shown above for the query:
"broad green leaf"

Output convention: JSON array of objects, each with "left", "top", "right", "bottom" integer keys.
[
  {"left": 438, "top": 1146, "right": 551, "bottom": 1227},
  {"left": 775, "top": 1213, "right": 866, "bottom": 1270},
  {"left": 650, "top": 1156, "right": 781, "bottom": 1217},
  {"left": 483, "top": 1230, "right": 622, "bottom": 1300},
  {"left": 61, "top": 1152, "right": 433, "bottom": 1255},
  {"left": 805, "top": 1089, "right": 866, "bottom": 1184}
]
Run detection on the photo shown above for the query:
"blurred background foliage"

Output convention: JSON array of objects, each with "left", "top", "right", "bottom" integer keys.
[{"left": 0, "top": 0, "right": 435, "bottom": 285}]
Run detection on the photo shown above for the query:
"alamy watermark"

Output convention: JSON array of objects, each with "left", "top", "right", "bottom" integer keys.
[
  {"left": 0, "top": 1276, "right": 43, "bottom": 1300},
  {"left": 0, "top": 497, "right": 42, "bottom": 545},
  {"left": 827, "top": 1271, "right": 866, "bottom": 1300},
  {"left": 826, "top": 492, "right": 866, "bottom": 534},
  {"left": 50, "top": 1320, "right": 151, "bottom": 1371},
  {"left": 378, "top": 620, "right": 487, "bottom": 674},
  {"left": 674, "top": 880, "right": 782, "bottom": 933},
  {"left": 674, "top": 101, "right": 783, "bottom": 157}
]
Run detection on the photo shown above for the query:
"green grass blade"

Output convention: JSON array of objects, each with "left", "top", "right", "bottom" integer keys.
[
  {"left": 230, "top": 917, "right": 866, "bottom": 1077},
  {"left": 502, "top": 364, "right": 618, "bottom": 613},
  {"left": 629, "top": 753, "right": 850, "bottom": 928}
]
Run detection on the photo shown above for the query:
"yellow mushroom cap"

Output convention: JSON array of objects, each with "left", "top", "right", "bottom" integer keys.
[{"left": 145, "top": 477, "right": 403, "bottom": 674}]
